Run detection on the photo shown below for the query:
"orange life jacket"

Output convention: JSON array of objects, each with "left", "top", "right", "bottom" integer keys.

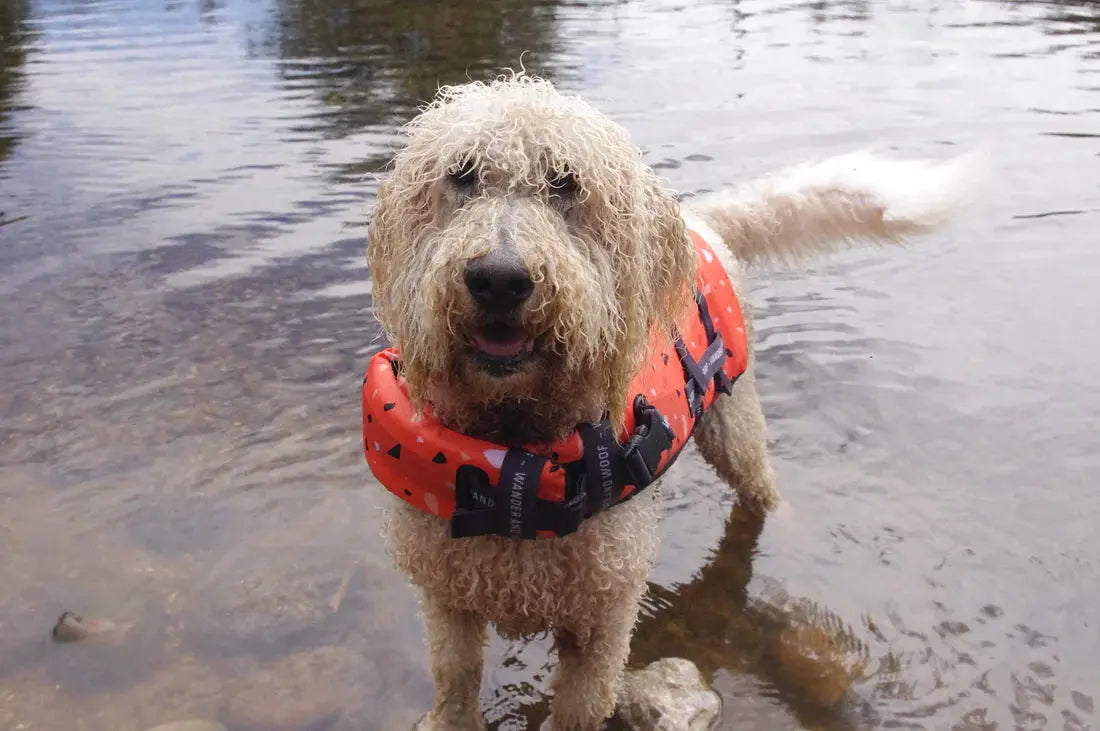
[{"left": 362, "top": 228, "right": 747, "bottom": 539}]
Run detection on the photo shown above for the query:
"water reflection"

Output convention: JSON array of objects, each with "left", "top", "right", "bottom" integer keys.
[
  {"left": 256, "top": 0, "right": 574, "bottom": 139},
  {"left": 630, "top": 506, "right": 868, "bottom": 731},
  {"left": 997, "top": 0, "right": 1100, "bottom": 35},
  {"left": 804, "top": 1, "right": 871, "bottom": 26},
  {"left": 0, "top": 0, "right": 30, "bottom": 177}
]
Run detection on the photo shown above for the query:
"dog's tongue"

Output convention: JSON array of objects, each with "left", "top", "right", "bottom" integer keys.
[{"left": 474, "top": 334, "right": 532, "bottom": 358}]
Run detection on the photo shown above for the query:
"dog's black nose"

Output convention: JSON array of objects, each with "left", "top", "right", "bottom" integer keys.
[{"left": 464, "top": 254, "right": 534, "bottom": 311}]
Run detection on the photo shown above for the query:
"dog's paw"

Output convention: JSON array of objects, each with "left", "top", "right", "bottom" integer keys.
[{"left": 738, "top": 475, "right": 781, "bottom": 515}]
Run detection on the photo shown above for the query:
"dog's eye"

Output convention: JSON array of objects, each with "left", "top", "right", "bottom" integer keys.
[
  {"left": 549, "top": 172, "right": 578, "bottom": 196},
  {"left": 448, "top": 162, "right": 478, "bottom": 188}
]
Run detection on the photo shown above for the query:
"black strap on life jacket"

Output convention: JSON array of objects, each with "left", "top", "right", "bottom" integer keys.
[
  {"left": 450, "top": 287, "right": 733, "bottom": 540},
  {"left": 674, "top": 289, "right": 733, "bottom": 418},
  {"left": 577, "top": 394, "right": 675, "bottom": 517},
  {"left": 451, "top": 396, "right": 675, "bottom": 539},
  {"left": 451, "top": 450, "right": 548, "bottom": 540}
]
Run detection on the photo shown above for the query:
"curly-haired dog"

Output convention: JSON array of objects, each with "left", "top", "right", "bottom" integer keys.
[{"left": 366, "top": 74, "right": 973, "bottom": 730}]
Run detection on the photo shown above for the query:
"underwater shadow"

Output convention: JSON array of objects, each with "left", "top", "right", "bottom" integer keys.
[{"left": 628, "top": 505, "right": 870, "bottom": 730}]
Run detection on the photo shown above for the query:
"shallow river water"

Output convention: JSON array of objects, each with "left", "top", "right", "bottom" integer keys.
[{"left": 1, "top": 0, "right": 1098, "bottom": 729}]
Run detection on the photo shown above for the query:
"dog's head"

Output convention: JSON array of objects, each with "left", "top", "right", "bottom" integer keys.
[{"left": 367, "top": 75, "right": 695, "bottom": 444}]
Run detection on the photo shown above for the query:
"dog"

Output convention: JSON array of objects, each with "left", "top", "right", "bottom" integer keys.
[{"left": 365, "top": 73, "right": 973, "bottom": 730}]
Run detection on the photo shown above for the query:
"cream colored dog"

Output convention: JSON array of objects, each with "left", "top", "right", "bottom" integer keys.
[{"left": 366, "top": 74, "right": 972, "bottom": 730}]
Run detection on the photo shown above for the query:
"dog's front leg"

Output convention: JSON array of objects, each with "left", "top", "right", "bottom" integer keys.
[
  {"left": 545, "top": 602, "right": 640, "bottom": 731},
  {"left": 414, "top": 591, "right": 489, "bottom": 731}
]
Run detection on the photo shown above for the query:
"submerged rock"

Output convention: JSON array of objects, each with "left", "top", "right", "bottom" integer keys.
[
  {"left": 50, "top": 611, "right": 119, "bottom": 643},
  {"left": 616, "top": 657, "right": 721, "bottom": 731}
]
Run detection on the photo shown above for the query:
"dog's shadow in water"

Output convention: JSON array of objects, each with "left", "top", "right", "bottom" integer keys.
[
  {"left": 488, "top": 505, "right": 872, "bottom": 730},
  {"left": 621, "top": 505, "right": 869, "bottom": 731}
]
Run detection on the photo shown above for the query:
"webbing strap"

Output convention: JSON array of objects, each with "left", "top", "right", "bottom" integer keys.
[
  {"left": 676, "top": 289, "right": 733, "bottom": 417},
  {"left": 451, "top": 450, "right": 545, "bottom": 539},
  {"left": 578, "top": 422, "right": 626, "bottom": 514},
  {"left": 576, "top": 395, "right": 675, "bottom": 518},
  {"left": 450, "top": 474, "right": 496, "bottom": 538},
  {"left": 450, "top": 398, "right": 675, "bottom": 539},
  {"left": 451, "top": 468, "right": 587, "bottom": 539},
  {"left": 496, "top": 450, "right": 545, "bottom": 539},
  {"left": 694, "top": 289, "right": 733, "bottom": 395}
]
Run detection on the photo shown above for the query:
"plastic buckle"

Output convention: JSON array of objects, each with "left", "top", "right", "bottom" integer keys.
[
  {"left": 621, "top": 395, "right": 674, "bottom": 488},
  {"left": 634, "top": 394, "right": 675, "bottom": 441},
  {"left": 622, "top": 441, "right": 654, "bottom": 487}
]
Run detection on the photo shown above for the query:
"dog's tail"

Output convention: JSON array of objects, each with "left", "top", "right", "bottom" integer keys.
[{"left": 692, "top": 150, "right": 982, "bottom": 268}]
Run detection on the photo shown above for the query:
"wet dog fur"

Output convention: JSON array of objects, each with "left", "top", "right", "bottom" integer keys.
[{"left": 366, "top": 74, "right": 974, "bottom": 730}]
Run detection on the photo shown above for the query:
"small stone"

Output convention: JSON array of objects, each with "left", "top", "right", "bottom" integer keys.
[
  {"left": 615, "top": 657, "right": 721, "bottom": 730},
  {"left": 51, "top": 611, "right": 117, "bottom": 642},
  {"left": 144, "top": 722, "right": 227, "bottom": 731},
  {"left": 52, "top": 612, "right": 87, "bottom": 642}
]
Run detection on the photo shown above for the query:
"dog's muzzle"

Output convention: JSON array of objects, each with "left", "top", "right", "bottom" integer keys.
[{"left": 463, "top": 249, "right": 536, "bottom": 374}]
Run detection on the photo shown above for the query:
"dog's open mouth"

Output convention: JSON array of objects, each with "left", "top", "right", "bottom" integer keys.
[{"left": 471, "top": 321, "right": 535, "bottom": 375}]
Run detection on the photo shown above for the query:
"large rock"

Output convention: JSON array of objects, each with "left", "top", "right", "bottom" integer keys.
[{"left": 615, "top": 658, "right": 721, "bottom": 731}]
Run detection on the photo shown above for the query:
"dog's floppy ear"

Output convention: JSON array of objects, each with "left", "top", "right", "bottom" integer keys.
[
  {"left": 641, "top": 170, "right": 696, "bottom": 335},
  {"left": 601, "top": 168, "right": 697, "bottom": 430},
  {"left": 366, "top": 157, "right": 437, "bottom": 340}
]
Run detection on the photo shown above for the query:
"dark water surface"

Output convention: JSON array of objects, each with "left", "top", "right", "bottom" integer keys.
[{"left": 2, "top": 0, "right": 1097, "bottom": 729}]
